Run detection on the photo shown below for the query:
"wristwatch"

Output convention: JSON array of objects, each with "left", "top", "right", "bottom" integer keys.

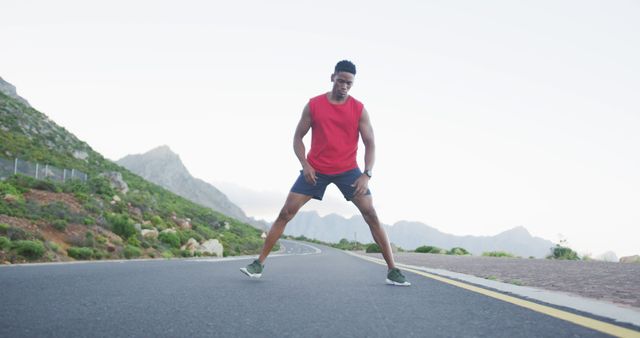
[{"left": 363, "top": 169, "right": 372, "bottom": 178}]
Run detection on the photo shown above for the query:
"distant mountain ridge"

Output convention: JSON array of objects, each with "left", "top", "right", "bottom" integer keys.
[
  {"left": 117, "top": 146, "right": 268, "bottom": 230},
  {"left": 285, "top": 211, "right": 556, "bottom": 258}
]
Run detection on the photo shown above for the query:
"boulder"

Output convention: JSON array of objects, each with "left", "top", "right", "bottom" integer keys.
[
  {"left": 141, "top": 228, "right": 159, "bottom": 239},
  {"left": 73, "top": 150, "right": 89, "bottom": 161},
  {"left": 619, "top": 255, "right": 640, "bottom": 264},
  {"left": 99, "top": 172, "right": 129, "bottom": 194},
  {"left": 134, "top": 223, "right": 142, "bottom": 232},
  {"left": 181, "top": 238, "right": 199, "bottom": 254},
  {"left": 198, "top": 239, "right": 224, "bottom": 257}
]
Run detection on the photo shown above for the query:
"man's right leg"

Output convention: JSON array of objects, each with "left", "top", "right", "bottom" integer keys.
[{"left": 258, "top": 192, "right": 312, "bottom": 263}]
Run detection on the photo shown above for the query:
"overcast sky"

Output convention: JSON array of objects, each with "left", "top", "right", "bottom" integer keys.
[{"left": 2, "top": 0, "right": 639, "bottom": 257}]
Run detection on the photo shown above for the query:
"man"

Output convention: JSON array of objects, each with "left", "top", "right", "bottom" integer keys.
[{"left": 241, "top": 60, "right": 410, "bottom": 286}]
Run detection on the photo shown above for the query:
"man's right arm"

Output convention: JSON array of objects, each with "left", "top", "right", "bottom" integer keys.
[{"left": 293, "top": 104, "right": 316, "bottom": 184}]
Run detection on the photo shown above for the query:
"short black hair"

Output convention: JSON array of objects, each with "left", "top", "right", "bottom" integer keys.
[{"left": 334, "top": 60, "right": 356, "bottom": 75}]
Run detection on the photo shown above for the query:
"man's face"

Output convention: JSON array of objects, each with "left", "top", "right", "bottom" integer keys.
[{"left": 331, "top": 71, "right": 355, "bottom": 99}]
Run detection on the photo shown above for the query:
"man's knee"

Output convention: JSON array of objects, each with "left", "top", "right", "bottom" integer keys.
[
  {"left": 360, "top": 206, "right": 379, "bottom": 224},
  {"left": 277, "top": 206, "right": 298, "bottom": 223}
]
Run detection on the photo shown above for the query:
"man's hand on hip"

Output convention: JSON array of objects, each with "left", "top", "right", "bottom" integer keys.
[
  {"left": 351, "top": 174, "right": 370, "bottom": 197},
  {"left": 303, "top": 164, "right": 317, "bottom": 185}
]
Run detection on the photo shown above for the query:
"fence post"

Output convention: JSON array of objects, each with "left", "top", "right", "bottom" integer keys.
[
  {"left": 71, "top": 168, "right": 75, "bottom": 180},
  {"left": 45, "top": 164, "right": 49, "bottom": 179},
  {"left": 14, "top": 158, "right": 18, "bottom": 175},
  {"left": 63, "top": 169, "right": 66, "bottom": 183},
  {"left": 35, "top": 163, "right": 39, "bottom": 179}
]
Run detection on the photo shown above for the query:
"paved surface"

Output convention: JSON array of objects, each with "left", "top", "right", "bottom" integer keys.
[
  {"left": 0, "top": 240, "right": 631, "bottom": 337},
  {"left": 362, "top": 252, "right": 640, "bottom": 308}
]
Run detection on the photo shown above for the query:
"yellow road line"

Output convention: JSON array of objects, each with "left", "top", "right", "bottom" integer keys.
[{"left": 349, "top": 252, "right": 640, "bottom": 338}]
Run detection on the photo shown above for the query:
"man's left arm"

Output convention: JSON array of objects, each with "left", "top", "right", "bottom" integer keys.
[{"left": 352, "top": 108, "right": 375, "bottom": 197}]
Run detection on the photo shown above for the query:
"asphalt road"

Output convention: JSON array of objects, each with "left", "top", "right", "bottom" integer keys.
[{"left": 0, "top": 240, "right": 625, "bottom": 337}]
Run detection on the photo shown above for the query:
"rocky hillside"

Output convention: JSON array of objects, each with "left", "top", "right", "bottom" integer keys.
[
  {"left": 286, "top": 211, "right": 556, "bottom": 258},
  {"left": 117, "top": 146, "right": 268, "bottom": 230},
  {"left": 0, "top": 77, "right": 268, "bottom": 264}
]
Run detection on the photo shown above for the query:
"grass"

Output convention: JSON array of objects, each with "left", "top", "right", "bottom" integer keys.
[{"left": 482, "top": 251, "right": 515, "bottom": 258}]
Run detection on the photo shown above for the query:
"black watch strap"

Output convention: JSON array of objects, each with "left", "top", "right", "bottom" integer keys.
[{"left": 364, "top": 169, "right": 372, "bottom": 178}]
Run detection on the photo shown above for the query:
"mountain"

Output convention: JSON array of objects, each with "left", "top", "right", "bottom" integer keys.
[
  {"left": 285, "top": 211, "right": 556, "bottom": 258},
  {"left": 117, "top": 146, "right": 268, "bottom": 230},
  {"left": 0, "top": 77, "right": 265, "bottom": 263},
  {"left": 0, "top": 77, "right": 30, "bottom": 108}
]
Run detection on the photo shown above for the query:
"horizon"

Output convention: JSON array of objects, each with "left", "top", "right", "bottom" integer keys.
[{"left": 1, "top": 0, "right": 638, "bottom": 257}]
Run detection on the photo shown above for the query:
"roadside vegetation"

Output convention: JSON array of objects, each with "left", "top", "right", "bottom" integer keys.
[{"left": 482, "top": 251, "right": 516, "bottom": 258}]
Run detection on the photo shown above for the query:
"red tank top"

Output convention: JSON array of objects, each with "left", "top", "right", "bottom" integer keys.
[{"left": 307, "top": 93, "right": 364, "bottom": 174}]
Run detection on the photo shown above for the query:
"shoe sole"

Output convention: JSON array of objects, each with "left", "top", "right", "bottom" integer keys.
[
  {"left": 386, "top": 278, "right": 411, "bottom": 286},
  {"left": 240, "top": 267, "right": 262, "bottom": 279}
]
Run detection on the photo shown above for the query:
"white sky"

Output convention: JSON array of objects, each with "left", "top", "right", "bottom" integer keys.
[{"left": 1, "top": 0, "right": 639, "bottom": 257}]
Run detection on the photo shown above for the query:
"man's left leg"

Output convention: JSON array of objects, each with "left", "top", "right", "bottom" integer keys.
[
  {"left": 352, "top": 195, "right": 410, "bottom": 286},
  {"left": 352, "top": 195, "right": 395, "bottom": 268}
]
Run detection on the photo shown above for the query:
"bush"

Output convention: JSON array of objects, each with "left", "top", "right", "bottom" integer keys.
[
  {"left": 52, "top": 219, "right": 68, "bottom": 231},
  {"left": 45, "top": 241, "right": 60, "bottom": 253},
  {"left": 482, "top": 251, "right": 515, "bottom": 258},
  {"left": 447, "top": 247, "right": 470, "bottom": 255},
  {"left": 5, "top": 226, "right": 33, "bottom": 241},
  {"left": 107, "top": 213, "right": 137, "bottom": 239},
  {"left": 127, "top": 236, "right": 141, "bottom": 247},
  {"left": 0, "top": 181, "right": 24, "bottom": 202},
  {"left": 177, "top": 229, "right": 203, "bottom": 245},
  {"left": 194, "top": 224, "right": 216, "bottom": 240},
  {"left": 12, "top": 240, "right": 45, "bottom": 260},
  {"left": 67, "top": 247, "right": 94, "bottom": 260},
  {"left": 548, "top": 245, "right": 580, "bottom": 260},
  {"left": 123, "top": 245, "right": 141, "bottom": 259},
  {"left": 158, "top": 232, "right": 181, "bottom": 249},
  {"left": 366, "top": 243, "right": 381, "bottom": 253},
  {"left": 0, "top": 236, "right": 11, "bottom": 250},
  {"left": 415, "top": 245, "right": 444, "bottom": 254},
  {"left": 83, "top": 216, "right": 96, "bottom": 226}
]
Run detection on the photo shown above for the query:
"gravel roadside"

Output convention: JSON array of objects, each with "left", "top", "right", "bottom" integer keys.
[{"left": 362, "top": 252, "right": 640, "bottom": 309}]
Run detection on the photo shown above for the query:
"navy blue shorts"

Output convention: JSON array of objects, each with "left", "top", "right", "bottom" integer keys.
[{"left": 290, "top": 167, "right": 371, "bottom": 201}]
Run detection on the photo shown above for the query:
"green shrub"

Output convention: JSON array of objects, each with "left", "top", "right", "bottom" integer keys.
[
  {"left": 92, "top": 249, "right": 108, "bottom": 260},
  {"left": 150, "top": 215, "right": 164, "bottom": 226},
  {"left": 45, "top": 241, "right": 60, "bottom": 253},
  {"left": 67, "top": 246, "right": 94, "bottom": 260},
  {"left": 366, "top": 243, "right": 381, "bottom": 253},
  {"left": 158, "top": 232, "right": 181, "bottom": 249},
  {"left": 107, "top": 213, "right": 137, "bottom": 239},
  {"left": 0, "top": 223, "right": 9, "bottom": 233},
  {"left": 12, "top": 240, "right": 45, "bottom": 260},
  {"left": 447, "top": 247, "right": 470, "bottom": 255},
  {"left": 415, "top": 245, "right": 444, "bottom": 254},
  {"left": 0, "top": 181, "right": 24, "bottom": 202},
  {"left": 0, "top": 236, "right": 11, "bottom": 250},
  {"left": 5, "top": 226, "right": 32, "bottom": 241},
  {"left": 52, "top": 219, "right": 68, "bottom": 231},
  {"left": 123, "top": 245, "right": 141, "bottom": 259},
  {"left": 482, "top": 251, "right": 514, "bottom": 258},
  {"left": 83, "top": 216, "right": 95, "bottom": 226},
  {"left": 162, "top": 250, "right": 174, "bottom": 259},
  {"left": 177, "top": 229, "right": 203, "bottom": 245},
  {"left": 547, "top": 245, "right": 580, "bottom": 260},
  {"left": 127, "top": 236, "right": 141, "bottom": 247},
  {"left": 95, "top": 235, "right": 107, "bottom": 244},
  {"left": 193, "top": 224, "right": 216, "bottom": 239}
]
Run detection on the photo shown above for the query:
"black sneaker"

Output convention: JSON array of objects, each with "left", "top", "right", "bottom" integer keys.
[
  {"left": 386, "top": 268, "right": 411, "bottom": 286},
  {"left": 240, "top": 259, "right": 264, "bottom": 278}
]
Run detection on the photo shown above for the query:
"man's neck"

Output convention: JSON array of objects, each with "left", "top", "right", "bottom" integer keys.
[{"left": 326, "top": 92, "right": 348, "bottom": 104}]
